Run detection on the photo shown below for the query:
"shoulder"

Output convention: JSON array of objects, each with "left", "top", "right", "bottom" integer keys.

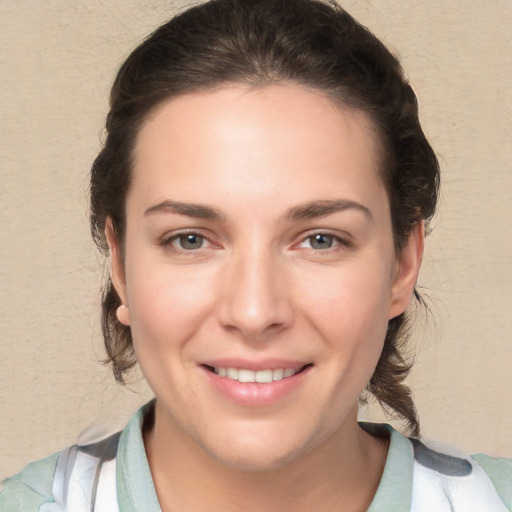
[
  {"left": 368, "top": 422, "right": 512, "bottom": 512},
  {"left": 472, "top": 453, "right": 512, "bottom": 510},
  {"left": 0, "top": 430, "right": 122, "bottom": 512},
  {"left": 409, "top": 436, "right": 512, "bottom": 511},
  {"left": 0, "top": 451, "right": 60, "bottom": 511},
  {"left": 0, "top": 403, "right": 152, "bottom": 512}
]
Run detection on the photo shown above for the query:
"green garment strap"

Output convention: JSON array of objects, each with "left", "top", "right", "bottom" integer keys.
[
  {"left": 472, "top": 454, "right": 512, "bottom": 510},
  {"left": 0, "top": 452, "right": 60, "bottom": 511}
]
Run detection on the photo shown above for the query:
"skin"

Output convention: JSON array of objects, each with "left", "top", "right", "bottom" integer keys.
[{"left": 106, "top": 83, "right": 423, "bottom": 511}]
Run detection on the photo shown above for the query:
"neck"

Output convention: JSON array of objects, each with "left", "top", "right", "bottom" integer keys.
[{"left": 144, "top": 401, "right": 389, "bottom": 512}]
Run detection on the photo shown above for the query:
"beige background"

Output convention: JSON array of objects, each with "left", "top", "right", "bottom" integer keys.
[{"left": 1, "top": 1, "right": 511, "bottom": 480}]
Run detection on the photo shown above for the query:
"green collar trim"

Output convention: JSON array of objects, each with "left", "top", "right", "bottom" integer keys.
[
  {"left": 116, "top": 400, "right": 161, "bottom": 512},
  {"left": 367, "top": 424, "right": 414, "bottom": 512}
]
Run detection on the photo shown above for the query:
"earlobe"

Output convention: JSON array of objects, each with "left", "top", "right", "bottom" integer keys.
[
  {"left": 105, "top": 218, "right": 130, "bottom": 325},
  {"left": 116, "top": 304, "right": 131, "bottom": 326},
  {"left": 388, "top": 221, "right": 425, "bottom": 320}
]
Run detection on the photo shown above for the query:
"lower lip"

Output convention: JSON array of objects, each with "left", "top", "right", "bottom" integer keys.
[{"left": 201, "top": 366, "right": 311, "bottom": 407}]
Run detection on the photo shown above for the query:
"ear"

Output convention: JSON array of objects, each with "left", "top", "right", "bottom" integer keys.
[
  {"left": 388, "top": 221, "right": 425, "bottom": 320},
  {"left": 105, "top": 218, "right": 131, "bottom": 326}
]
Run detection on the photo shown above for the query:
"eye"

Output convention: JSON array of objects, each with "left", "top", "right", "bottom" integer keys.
[
  {"left": 158, "top": 229, "right": 219, "bottom": 258},
  {"left": 304, "top": 233, "right": 339, "bottom": 250},
  {"left": 172, "top": 233, "right": 205, "bottom": 250}
]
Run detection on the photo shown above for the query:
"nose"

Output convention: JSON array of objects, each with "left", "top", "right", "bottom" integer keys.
[{"left": 217, "top": 245, "right": 294, "bottom": 341}]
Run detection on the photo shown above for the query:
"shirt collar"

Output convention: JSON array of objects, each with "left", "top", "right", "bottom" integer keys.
[
  {"left": 116, "top": 400, "right": 161, "bottom": 512},
  {"left": 365, "top": 423, "right": 414, "bottom": 512}
]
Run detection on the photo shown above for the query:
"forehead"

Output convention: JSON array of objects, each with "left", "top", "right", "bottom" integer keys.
[{"left": 130, "top": 84, "right": 385, "bottom": 213}]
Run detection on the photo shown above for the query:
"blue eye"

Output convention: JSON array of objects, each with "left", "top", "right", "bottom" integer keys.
[
  {"left": 308, "top": 233, "right": 337, "bottom": 250},
  {"left": 175, "top": 233, "right": 204, "bottom": 250}
]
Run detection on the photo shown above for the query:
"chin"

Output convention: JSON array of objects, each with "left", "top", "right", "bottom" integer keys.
[
  {"left": 202, "top": 427, "right": 318, "bottom": 473},
  {"left": 211, "top": 446, "right": 301, "bottom": 473}
]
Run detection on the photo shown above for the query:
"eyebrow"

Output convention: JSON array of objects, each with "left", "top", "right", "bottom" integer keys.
[
  {"left": 144, "top": 198, "right": 372, "bottom": 222},
  {"left": 144, "top": 200, "right": 223, "bottom": 220},
  {"left": 285, "top": 199, "right": 373, "bottom": 221}
]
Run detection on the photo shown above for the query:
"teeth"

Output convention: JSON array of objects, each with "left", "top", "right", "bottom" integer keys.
[
  {"left": 213, "top": 366, "right": 300, "bottom": 382},
  {"left": 238, "top": 369, "right": 255, "bottom": 383},
  {"left": 227, "top": 368, "right": 238, "bottom": 380},
  {"left": 273, "top": 368, "right": 284, "bottom": 381},
  {"left": 256, "top": 369, "right": 273, "bottom": 383}
]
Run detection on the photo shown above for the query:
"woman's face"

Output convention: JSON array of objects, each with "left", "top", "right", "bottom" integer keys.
[{"left": 108, "top": 84, "right": 421, "bottom": 470}]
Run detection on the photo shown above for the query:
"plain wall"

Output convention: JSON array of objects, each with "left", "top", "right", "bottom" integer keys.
[{"left": 1, "top": 0, "right": 511, "bottom": 480}]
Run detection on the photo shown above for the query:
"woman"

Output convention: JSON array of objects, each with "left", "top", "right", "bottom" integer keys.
[{"left": 1, "top": 0, "right": 510, "bottom": 510}]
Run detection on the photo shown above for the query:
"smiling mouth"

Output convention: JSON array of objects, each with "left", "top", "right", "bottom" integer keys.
[{"left": 204, "top": 364, "right": 312, "bottom": 383}]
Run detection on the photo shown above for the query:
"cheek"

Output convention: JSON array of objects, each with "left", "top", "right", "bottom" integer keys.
[
  {"left": 296, "top": 260, "right": 393, "bottom": 354},
  {"left": 124, "top": 254, "right": 217, "bottom": 355}
]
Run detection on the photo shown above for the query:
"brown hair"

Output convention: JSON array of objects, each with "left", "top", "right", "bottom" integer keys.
[{"left": 90, "top": 0, "right": 439, "bottom": 437}]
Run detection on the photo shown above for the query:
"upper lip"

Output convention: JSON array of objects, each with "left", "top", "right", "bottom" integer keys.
[{"left": 200, "top": 359, "right": 311, "bottom": 371}]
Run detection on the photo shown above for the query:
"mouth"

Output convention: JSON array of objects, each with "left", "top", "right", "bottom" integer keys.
[
  {"left": 203, "top": 364, "right": 312, "bottom": 383},
  {"left": 201, "top": 361, "right": 313, "bottom": 407}
]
